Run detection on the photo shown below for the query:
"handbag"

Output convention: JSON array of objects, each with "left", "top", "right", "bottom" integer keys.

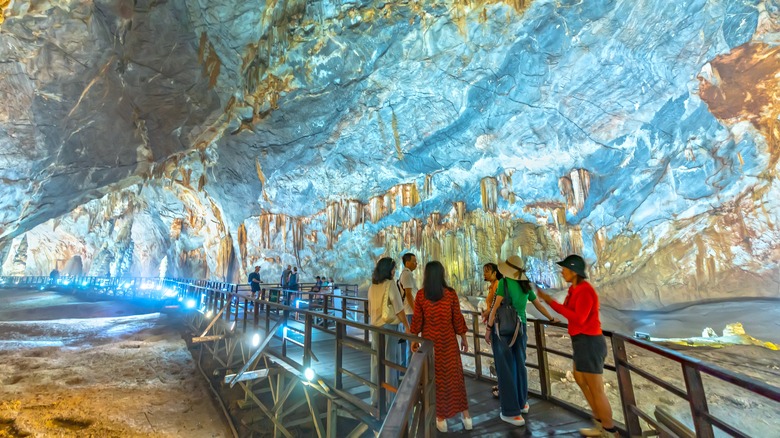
[
  {"left": 494, "top": 279, "right": 521, "bottom": 346},
  {"left": 380, "top": 280, "right": 401, "bottom": 325}
]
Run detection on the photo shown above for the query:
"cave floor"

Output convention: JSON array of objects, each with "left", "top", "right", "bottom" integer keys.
[{"left": 0, "top": 288, "right": 230, "bottom": 438}]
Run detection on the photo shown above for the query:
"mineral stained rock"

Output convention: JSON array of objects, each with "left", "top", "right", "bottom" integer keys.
[{"left": 1, "top": 0, "right": 779, "bottom": 309}]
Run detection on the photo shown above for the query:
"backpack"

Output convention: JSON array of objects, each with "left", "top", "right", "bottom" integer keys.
[{"left": 494, "top": 279, "right": 521, "bottom": 346}]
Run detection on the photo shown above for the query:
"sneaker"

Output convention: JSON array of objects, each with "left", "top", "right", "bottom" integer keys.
[
  {"left": 579, "top": 426, "right": 603, "bottom": 437},
  {"left": 436, "top": 418, "right": 447, "bottom": 433},
  {"left": 520, "top": 403, "right": 530, "bottom": 414},
  {"left": 462, "top": 416, "right": 472, "bottom": 431},
  {"left": 499, "top": 413, "right": 525, "bottom": 426}
]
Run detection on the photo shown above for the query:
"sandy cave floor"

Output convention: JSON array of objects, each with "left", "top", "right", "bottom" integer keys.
[{"left": 0, "top": 288, "right": 230, "bottom": 438}]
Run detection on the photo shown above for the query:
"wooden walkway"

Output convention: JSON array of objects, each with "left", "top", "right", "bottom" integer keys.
[{"left": 245, "top": 304, "right": 592, "bottom": 437}]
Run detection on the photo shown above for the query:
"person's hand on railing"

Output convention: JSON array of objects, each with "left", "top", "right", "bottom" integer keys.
[{"left": 411, "top": 341, "right": 420, "bottom": 353}]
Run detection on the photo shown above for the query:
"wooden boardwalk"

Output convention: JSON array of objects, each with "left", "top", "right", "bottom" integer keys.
[{"left": 242, "top": 303, "right": 592, "bottom": 437}]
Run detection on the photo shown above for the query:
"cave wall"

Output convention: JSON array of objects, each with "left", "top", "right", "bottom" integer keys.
[{"left": 1, "top": 0, "right": 779, "bottom": 309}]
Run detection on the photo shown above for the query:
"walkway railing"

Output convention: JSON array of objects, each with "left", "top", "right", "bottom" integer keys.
[{"left": 3, "top": 275, "right": 779, "bottom": 437}]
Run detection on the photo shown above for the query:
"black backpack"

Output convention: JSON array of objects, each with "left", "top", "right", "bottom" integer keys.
[{"left": 494, "top": 279, "right": 521, "bottom": 346}]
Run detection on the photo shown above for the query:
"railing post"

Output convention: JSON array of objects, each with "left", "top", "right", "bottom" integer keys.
[
  {"left": 303, "top": 313, "right": 313, "bottom": 369},
  {"left": 335, "top": 321, "right": 344, "bottom": 390},
  {"left": 242, "top": 298, "right": 248, "bottom": 332},
  {"left": 471, "top": 313, "right": 482, "bottom": 380},
  {"left": 364, "top": 301, "right": 370, "bottom": 343},
  {"left": 534, "top": 321, "right": 551, "bottom": 399},
  {"left": 322, "top": 294, "right": 329, "bottom": 327},
  {"left": 682, "top": 364, "right": 715, "bottom": 438},
  {"left": 378, "top": 332, "right": 387, "bottom": 419},
  {"left": 423, "top": 350, "right": 435, "bottom": 438},
  {"left": 612, "top": 336, "right": 642, "bottom": 437},
  {"left": 265, "top": 303, "right": 271, "bottom": 334}
]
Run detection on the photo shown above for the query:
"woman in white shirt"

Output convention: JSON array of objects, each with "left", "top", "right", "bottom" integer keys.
[{"left": 368, "top": 257, "right": 409, "bottom": 405}]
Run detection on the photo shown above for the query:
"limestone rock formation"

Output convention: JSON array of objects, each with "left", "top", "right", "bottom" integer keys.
[{"left": 1, "top": 0, "right": 779, "bottom": 309}]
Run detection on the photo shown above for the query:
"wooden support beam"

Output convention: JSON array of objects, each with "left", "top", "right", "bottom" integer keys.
[
  {"left": 223, "top": 368, "right": 274, "bottom": 384},
  {"left": 304, "top": 386, "right": 326, "bottom": 438},
  {"left": 228, "top": 318, "right": 284, "bottom": 388},
  {"left": 237, "top": 381, "right": 294, "bottom": 438},
  {"left": 191, "top": 334, "right": 224, "bottom": 343},
  {"left": 200, "top": 307, "right": 226, "bottom": 337}
]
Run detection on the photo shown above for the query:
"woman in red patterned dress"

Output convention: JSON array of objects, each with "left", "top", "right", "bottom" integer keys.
[{"left": 410, "top": 261, "right": 471, "bottom": 433}]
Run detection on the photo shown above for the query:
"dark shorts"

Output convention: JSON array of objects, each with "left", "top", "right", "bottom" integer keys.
[{"left": 571, "top": 334, "right": 607, "bottom": 374}]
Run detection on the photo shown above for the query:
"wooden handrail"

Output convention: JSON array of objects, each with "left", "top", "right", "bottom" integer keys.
[{"left": 381, "top": 339, "right": 435, "bottom": 438}]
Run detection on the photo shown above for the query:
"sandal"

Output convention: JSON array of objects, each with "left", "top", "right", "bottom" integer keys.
[{"left": 492, "top": 386, "right": 499, "bottom": 398}]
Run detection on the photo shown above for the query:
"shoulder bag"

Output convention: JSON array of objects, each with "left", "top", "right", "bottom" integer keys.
[
  {"left": 494, "top": 279, "right": 521, "bottom": 346},
  {"left": 380, "top": 280, "right": 401, "bottom": 325}
]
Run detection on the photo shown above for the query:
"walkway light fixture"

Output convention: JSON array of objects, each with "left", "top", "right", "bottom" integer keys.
[
  {"left": 252, "top": 333, "right": 260, "bottom": 347},
  {"left": 185, "top": 299, "right": 196, "bottom": 309},
  {"left": 304, "top": 368, "right": 315, "bottom": 381}
]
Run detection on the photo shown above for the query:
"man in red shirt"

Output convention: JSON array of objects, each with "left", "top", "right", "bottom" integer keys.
[{"left": 537, "top": 255, "right": 618, "bottom": 438}]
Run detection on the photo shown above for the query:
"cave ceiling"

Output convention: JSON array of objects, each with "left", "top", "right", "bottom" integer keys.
[{"left": 1, "top": 0, "right": 779, "bottom": 309}]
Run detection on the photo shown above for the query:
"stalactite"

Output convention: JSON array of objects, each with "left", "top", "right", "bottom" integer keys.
[
  {"left": 559, "top": 168, "right": 591, "bottom": 214},
  {"left": 237, "top": 223, "right": 247, "bottom": 267},
  {"left": 368, "top": 195, "right": 386, "bottom": 223},
  {"left": 423, "top": 174, "right": 433, "bottom": 199},
  {"left": 480, "top": 177, "right": 498, "bottom": 212},
  {"left": 594, "top": 227, "right": 607, "bottom": 258},
  {"left": 181, "top": 168, "right": 192, "bottom": 187},
  {"left": 217, "top": 235, "right": 233, "bottom": 280},
  {"left": 170, "top": 218, "right": 183, "bottom": 240},
  {"left": 391, "top": 109, "right": 403, "bottom": 159},
  {"left": 208, "top": 199, "right": 226, "bottom": 235},
  {"left": 499, "top": 171, "right": 515, "bottom": 204},
  {"left": 197, "top": 173, "right": 207, "bottom": 191}
]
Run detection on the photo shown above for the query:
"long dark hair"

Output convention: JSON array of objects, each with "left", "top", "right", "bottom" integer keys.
[
  {"left": 483, "top": 262, "right": 503, "bottom": 280},
  {"left": 372, "top": 257, "right": 396, "bottom": 285},
  {"left": 518, "top": 278, "right": 533, "bottom": 294},
  {"left": 423, "top": 261, "right": 449, "bottom": 302}
]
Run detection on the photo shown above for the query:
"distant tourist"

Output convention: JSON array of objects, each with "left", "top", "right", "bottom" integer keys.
[
  {"left": 368, "top": 257, "right": 409, "bottom": 405},
  {"left": 398, "top": 252, "right": 418, "bottom": 366},
  {"left": 481, "top": 262, "right": 504, "bottom": 398},
  {"left": 248, "top": 266, "right": 261, "bottom": 298},
  {"left": 410, "top": 261, "right": 471, "bottom": 432},
  {"left": 312, "top": 275, "right": 323, "bottom": 292},
  {"left": 485, "top": 255, "right": 557, "bottom": 427},
  {"left": 536, "top": 255, "right": 617, "bottom": 438},
  {"left": 288, "top": 267, "right": 299, "bottom": 292},
  {"left": 49, "top": 269, "right": 60, "bottom": 285},
  {"left": 280, "top": 265, "right": 292, "bottom": 288}
]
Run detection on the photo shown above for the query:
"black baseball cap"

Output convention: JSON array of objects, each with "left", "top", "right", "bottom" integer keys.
[{"left": 556, "top": 255, "right": 587, "bottom": 278}]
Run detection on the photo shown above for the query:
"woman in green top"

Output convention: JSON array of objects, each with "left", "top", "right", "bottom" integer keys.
[{"left": 486, "top": 255, "right": 557, "bottom": 426}]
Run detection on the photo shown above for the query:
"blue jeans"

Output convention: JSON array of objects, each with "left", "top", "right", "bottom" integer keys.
[
  {"left": 491, "top": 323, "right": 528, "bottom": 416},
  {"left": 370, "top": 323, "right": 402, "bottom": 405},
  {"left": 400, "top": 314, "right": 413, "bottom": 368}
]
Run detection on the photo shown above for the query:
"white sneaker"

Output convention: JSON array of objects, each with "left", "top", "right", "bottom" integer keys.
[
  {"left": 579, "top": 426, "right": 603, "bottom": 437},
  {"left": 500, "top": 413, "right": 525, "bottom": 426},
  {"left": 436, "top": 418, "right": 447, "bottom": 433},
  {"left": 520, "top": 403, "right": 530, "bottom": 414},
  {"left": 462, "top": 416, "right": 472, "bottom": 431}
]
